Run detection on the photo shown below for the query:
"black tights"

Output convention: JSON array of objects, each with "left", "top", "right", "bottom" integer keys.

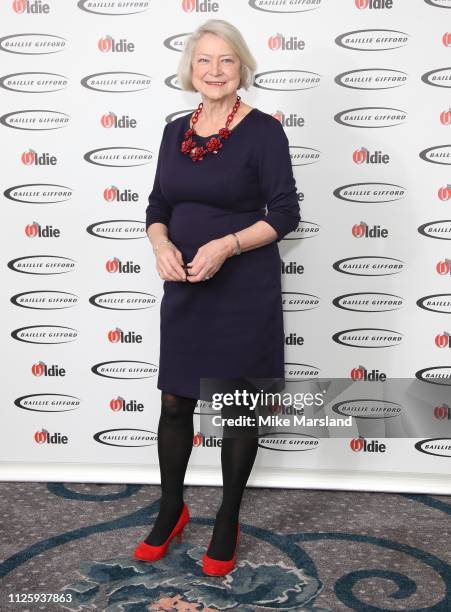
[{"left": 144, "top": 390, "right": 258, "bottom": 560}]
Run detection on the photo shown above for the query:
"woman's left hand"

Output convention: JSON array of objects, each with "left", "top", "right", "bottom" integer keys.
[{"left": 185, "top": 237, "right": 233, "bottom": 282}]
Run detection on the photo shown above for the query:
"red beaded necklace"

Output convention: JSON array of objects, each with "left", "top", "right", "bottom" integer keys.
[{"left": 180, "top": 95, "right": 241, "bottom": 162}]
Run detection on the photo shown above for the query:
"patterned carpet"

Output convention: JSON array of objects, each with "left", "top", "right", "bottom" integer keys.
[{"left": 0, "top": 482, "right": 450, "bottom": 611}]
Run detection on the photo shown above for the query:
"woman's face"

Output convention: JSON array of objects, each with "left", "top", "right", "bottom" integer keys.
[{"left": 191, "top": 33, "right": 241, "bottom": 102}]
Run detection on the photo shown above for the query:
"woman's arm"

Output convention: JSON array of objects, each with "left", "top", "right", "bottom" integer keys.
[{"left": 218, "top": 117, "right": 300, "bottom": 258}]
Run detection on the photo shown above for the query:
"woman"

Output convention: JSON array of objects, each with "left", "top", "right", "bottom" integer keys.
[{"left": 133, "top": 19, "right": 300, "bottom": 576}]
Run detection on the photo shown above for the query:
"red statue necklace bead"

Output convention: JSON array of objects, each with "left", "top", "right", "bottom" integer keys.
[{"left": 180, "top": 95, "right": 241, "bottom": 162}]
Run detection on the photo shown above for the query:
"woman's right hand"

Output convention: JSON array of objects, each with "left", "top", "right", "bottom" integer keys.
[{"left": 155, "top": 242, "right": 187, "bottom": 281}]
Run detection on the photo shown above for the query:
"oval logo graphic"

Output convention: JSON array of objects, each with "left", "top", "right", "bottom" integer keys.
[
  {"left": 332, "top": 328, "right": 403, "bottom": 348},
  {"left": 77, "top": 0, "right": 151, "bottom": 15},
  {"left": 249, "top": 0, "right": 323, "bottom": 12},
  {"left": 81, "top": 72, "right": 151, "bottom": 93},
  {"left": 335, "top": 69, "right": 408, "bottom": 90},
  {"left": 285, "top": 363, "right": 320, "bottom": 381},
  {"left": 414, "top": 438, "right": 451, "bottom": 458},
  {"left": 163, "top": 33, "right": 190, "bottom": 52},
  {"left": 83, "top": 147, "right": 152, "bottom": 167},
  {"left": 421, "top": 67, "right": 451, "bottom": 88},
  {"left": 11, "top": 290, "right": 79, "bottom": 309},
  {"left": 0, "top": 110, "right": 70, "bottom": 131},
  {"left": 335, "top": 29, "right": 409, "bottom": 51},
  {"left": 286, "top": 220, "right": 319, "bottom": 240},
  {"left": 417, "top": 294, "right": 451, "bottom": 314},
  {"left": 254, "top": 70, "right": 321, "bottom": 91},
  {"left": 0, "top": 72, "right": 68, "bottom": 93},
  {"left": 91, "top": 360, "right": 158, "bottom": 379},
  {"left": 93, "top": 428, "right": 158, "bottom": 447},
  {"left": 290, "top": 146, "right": 321, "bottom": 166},
  {"left": 333, "top": 256, "right": 405, "bottom": 276},
  {"left": 15, "top": 393, "right": 81, "bottom": 413},
  {"left": 333, "top": 292, "right": 404, "bottom": 312},
  {"left": 282, "top": 292, "right": 320, "bottom": 312},
  {"left": 0, "top": 33, "right": 67, "bottom": 55},
  {"left": 424, "top": 0, "right": 451, "bottom": 7},
  {"left": 8, "top": 255, "right": 76, "bottom": 275},
  {"left": 334, "top": 107, "right": 407, "bottom": 128},
  {"left": 418, "top": 220, "right": 451, "bottom": 240},
  {"left": 11, "top": 325, "right": 78, "bottom": 344},
  {"left": 4, "top": 184, "right": 73, "bottom": 204},
  {"left": 164, "top": 74, "right": 181, "bottom": 90},
  {"left": 334, "top": 182, "right": 406, "bottom": 203},
  {"left": 86, "top": 220, "right": 146, "bottom": 239},
  {"left": 332, "top": 399, "right": 402, "bottom": 419},
  {"left": 415, "top": 366, "right": 451, "bottom": 386},
  {"left": 89, "top": 291, "right": 157, "bottom": 310},
  {"left": 419, "top": 145, "right": 451, "bottom": 165},
  {"left": 258, "top": 432, "right": 319, "bottom": 451}
]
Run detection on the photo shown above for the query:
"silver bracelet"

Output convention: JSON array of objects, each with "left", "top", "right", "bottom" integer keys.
[
  {"left": 231, "top": 232, "right": 241, "bottom": 256},
  {"left": 153, "top": 238, "right": 173, "bottom": 253}
]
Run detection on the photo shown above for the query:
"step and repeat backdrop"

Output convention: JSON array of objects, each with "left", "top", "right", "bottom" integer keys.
[{"left": 1, "top": 0, "right": 450, "bottom": 493}]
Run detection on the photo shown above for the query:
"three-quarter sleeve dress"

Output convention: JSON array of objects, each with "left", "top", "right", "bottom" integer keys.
[{"left": 145, "top": 108, "right": 301, "bottom": 400}]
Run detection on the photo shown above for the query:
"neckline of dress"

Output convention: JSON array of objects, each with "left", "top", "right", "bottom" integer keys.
[{"left": 186, "top": 107, "right": 258, "bottom": 139}]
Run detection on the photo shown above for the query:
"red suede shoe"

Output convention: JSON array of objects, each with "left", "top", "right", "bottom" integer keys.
[
  {"left": 202, "top": 522, "right": 240, "bottom": 576},
  {"left": 133, "top": 502, "right": 190, "bottom": 562}
]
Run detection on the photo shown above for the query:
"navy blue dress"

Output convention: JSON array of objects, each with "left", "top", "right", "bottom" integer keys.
[{"left": 145, "top": 108, "right": 301, "bottom": 400}]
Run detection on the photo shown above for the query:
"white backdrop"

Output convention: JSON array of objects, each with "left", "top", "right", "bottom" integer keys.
[{"left": 1, "top": 0, "right": 450, "bottom": 494}]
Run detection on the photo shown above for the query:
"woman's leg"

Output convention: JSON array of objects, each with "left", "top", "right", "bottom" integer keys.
[
  {"left": 206, "top": 410, "right": 259, "bottom": 560},
  {"left": 144, "top": 391, "right": 197, "bottom": 546}
]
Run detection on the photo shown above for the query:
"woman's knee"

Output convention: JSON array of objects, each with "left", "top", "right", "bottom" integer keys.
[{"left": 160, "top": 391, "right": 196, "bottom": 423}]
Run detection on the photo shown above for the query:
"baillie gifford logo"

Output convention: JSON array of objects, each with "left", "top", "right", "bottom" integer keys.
[
  {"left": 34, "top": 429, "right": 68, "bottom": 444},
  {"left": 349, "top": 437, "right": 386, "bottom": 452},
  {"left": 353, "top": 147, "right": 389, "bottom": 165},
  {"left": 97, "top": 35, "right": 135, "bottom": 53},
  {"left": 105, "top": 257, "right": 140, "bottom": 274},
  {"left": 351, "top": 222, "right": 388, "bottom": 238},
  {"left": 12, "top": 0, "right": 50, "bottom": 13},
  {"left": 249, "top": 0, "right": 323, "bottom": 12},
  {"left": 193, "top": 432, "right": 222, "bottom": 447},
  {"left": 181, "top": 0, "right": 219, "bottom": 12},
  {"left": 268, "top": 33, "right": 305, "bottom": 51},
  {"left": 107, "top": 327, "right": 143, "bottom": 344}
]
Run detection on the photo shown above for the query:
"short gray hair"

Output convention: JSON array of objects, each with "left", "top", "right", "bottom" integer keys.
[{"left": 177, "top": 19, "right": 257, "bottom": 92}]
